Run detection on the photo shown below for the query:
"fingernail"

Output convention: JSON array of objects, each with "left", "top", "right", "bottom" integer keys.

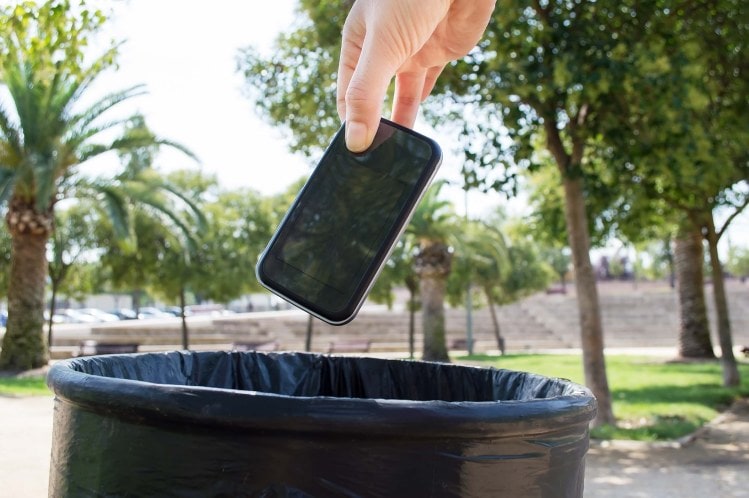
[{"left": 345, "top": 121, "right": 368, "bottom": 152}]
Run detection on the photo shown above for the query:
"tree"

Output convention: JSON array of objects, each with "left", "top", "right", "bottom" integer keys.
[
  {"left": 47, "top": 203, "right": 99, "bottom": 347},
  {"left": 192, "top": 186, "right": 278, "bottom": 303},
  {"left": 370, "top": 236, "right": 420, "bottom": 358},
  {"left": 596, "top": 0, "right": 748, "bottom": 385},
  {"left": 408, "top": 180, "right": 457, "bottom": 362},
  {"left": 449, "top": 219, "right": 510, "bottom": 353},
  {"left": 0, "top": 2, "right": 196, "bottom": 369},
  {"left": 725, "top": 244, "right": 749, "bottom": 280},
  {"left": 428, "top": 0, "right": 703, "bottom": 425}
]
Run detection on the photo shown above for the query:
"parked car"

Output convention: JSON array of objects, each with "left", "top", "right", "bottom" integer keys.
[
  {"left": 77, "top": 308, "right": 121, "bottom": 322},
  {"left": 161, "top": 306, "right": 191, "bottom": 318},
  {"left": 58, "top": 309, "right": 100, "bottom": 324},
  {"left": 109, "top": 308, "right": 138, "bottom": 320},
  {"left": 137, "top": 307, "right": 174, "bottom": 320}
]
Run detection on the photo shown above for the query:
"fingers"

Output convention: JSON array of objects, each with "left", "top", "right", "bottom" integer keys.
[
  {"left": 421, "top": 64, "right": 446, "bottom": 100},
  {"left": 391, "top": 69, "right": 427, "bottom": 128},
  {"left": 340, "top": 34, "right": 400, "bottom": 152}
]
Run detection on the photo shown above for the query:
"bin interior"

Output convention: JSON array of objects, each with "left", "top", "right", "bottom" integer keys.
[{"left": 66, "top": 350, "right": 584, "bottom": 403}]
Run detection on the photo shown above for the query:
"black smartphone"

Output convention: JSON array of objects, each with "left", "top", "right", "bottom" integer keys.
[{"left": 256, "top": 118, "right": 442, "bottom": 325}]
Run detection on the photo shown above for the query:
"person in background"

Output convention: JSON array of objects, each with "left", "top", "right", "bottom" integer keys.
[{"left": 337, "top": 0, "right": 496, "bottom": 152}]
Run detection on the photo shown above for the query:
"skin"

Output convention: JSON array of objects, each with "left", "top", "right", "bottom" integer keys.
[{"left": 337, "top": 0, "right": 496, "bottom": 152}]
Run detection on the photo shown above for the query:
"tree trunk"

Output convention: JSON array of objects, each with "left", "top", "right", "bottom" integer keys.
[
  {"left": 0, "top": 230, "right": 50, "bottom": 370},
  {"left": 562, "top": 175, "right": 615, "bottom": 426},
  {"left": 484, "top": 286, "right": 505, "bottom": 354},
  {"left": 305, "top": 314, "right": 313, "bottom": 352},
  {"left": 415, "top": 242, "right": 451, "bottom": 363},
  {"left": 545, "top": 119, "right": 614, "bottom": 426},
  {"left": 406, "top": 279, "right": 417, "bottom": 360},
  {"left": 674, "top": 228, "right": 715, "bottom": 358},
  {"left": 704, "top": 215, "right": 740, "bottom": 386},
  {"left": 179, "top": 286, "right": 189, "bottom": 350}
]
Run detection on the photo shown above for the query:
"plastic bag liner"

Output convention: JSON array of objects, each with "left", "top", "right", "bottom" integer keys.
[{"left": 47, "top": 351, "right": 597, "bottom": 497}]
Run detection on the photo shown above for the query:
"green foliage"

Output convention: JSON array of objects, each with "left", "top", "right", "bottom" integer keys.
[
  {"left": 726, "top": 245, "right": 749, "bottom": 279},
  {"left": 407, "top": 180, "right": 457, "bottom": 245},
  {"left": 49, "top": 203, "right": 100, "bottom": 302},
  {"left": 191, "top": 187, "right": 277, "bottom": 302},
  {"left": 370, "top": 237, "right": 418, "bottom": 309}
]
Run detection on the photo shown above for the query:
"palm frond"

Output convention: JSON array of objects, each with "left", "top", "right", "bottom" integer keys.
[
  {"left": 153, "top": 180, "right": 208, "bottom": 230},
  {"left": 0, "top": 167, "right": 19, "bottom": 207},
  {"left": 95, "top": 184, "right": 131, "bottom": 240},
  {"left": 67, "top": 84, "right": 147, "bottom": 138},
  {"left": 53, "top": 45, "right": 122, "bottom": 117},
  {"left": 63, "top": 117, "right": 135, "bottom": 151},
  {"left": 32, "top": 154, "right": 57, "bottom": 212},
  {"left": 0, "top": 103, "right": 23, "bottom": 157}
]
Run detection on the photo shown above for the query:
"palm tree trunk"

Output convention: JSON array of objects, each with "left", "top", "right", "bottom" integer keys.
[
  {"left": 704, "top": 215, "right": 740, "bottom": 386},
  {"left": 420, "top": 274, "right": 449, "bottom": 362},
  {"left": 674, "top": 227, "right": 715, "bottom": 358},
  {"left": 562, "top": 174, "right": 615, "bottom": 426},
  {"left": 415, "top": 243, "right": 451, "bottom": 363},
  {"left": 484, "top": 286, "right": 505, "bottom": 354},
  {"left": 0, "top": 230, "right": 49, "bottom": 370}
]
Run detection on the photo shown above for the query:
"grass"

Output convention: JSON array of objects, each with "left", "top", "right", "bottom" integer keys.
[
  {"left": 0, "top": 374, "right": 50, "bottom": 396},
  {"left": 456, "top": 353, "right": 749, "bottom": 441}
]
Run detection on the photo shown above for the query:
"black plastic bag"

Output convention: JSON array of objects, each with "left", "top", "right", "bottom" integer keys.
[{"left": 48, "top": 351, "right": 596, "bottom": 497}]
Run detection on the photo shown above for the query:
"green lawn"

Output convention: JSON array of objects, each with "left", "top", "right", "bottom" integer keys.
[
  {"left": 0, "top": 375, "right": 50, "bottom": 396},
  {"left": 456, "top": 353, "right": 749, "bottom": 441}
]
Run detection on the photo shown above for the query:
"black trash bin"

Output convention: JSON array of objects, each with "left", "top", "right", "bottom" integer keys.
[{"left": 47, "top": 351, "right": 596, "bottom": 497}]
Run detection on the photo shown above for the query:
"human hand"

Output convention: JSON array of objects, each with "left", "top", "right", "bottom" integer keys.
[{"left": 337, "top": 0, "right": 495, "bottom": 152}]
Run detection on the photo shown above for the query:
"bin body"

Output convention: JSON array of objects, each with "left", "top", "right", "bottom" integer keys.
[{"left": 47, "top": 351, "right": 596, "bottom": 497}]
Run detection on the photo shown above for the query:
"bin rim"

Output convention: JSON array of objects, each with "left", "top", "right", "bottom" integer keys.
[{"left": 47, "top": 351, "right": 597, "bottom": 438}]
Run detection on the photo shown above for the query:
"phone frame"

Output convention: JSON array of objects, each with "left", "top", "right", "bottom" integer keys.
[{"left": 256, "top": 118, "right": 442, "bottom": 325}]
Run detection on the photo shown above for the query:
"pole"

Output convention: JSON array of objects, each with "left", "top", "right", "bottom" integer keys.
[{"left": 465, "top": 188, "right": 474, "bottom": 355}]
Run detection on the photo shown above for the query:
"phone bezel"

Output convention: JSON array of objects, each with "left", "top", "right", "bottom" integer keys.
[{"left": 256, "top": 118, "right": 442, "bottom": 325}]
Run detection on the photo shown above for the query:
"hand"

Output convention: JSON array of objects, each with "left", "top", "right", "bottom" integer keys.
[{"left": 337, "top": 0, "right": 495, "bottom": 152}]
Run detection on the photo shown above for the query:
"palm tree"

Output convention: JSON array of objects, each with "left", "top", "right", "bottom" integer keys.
[
  {"left": 456, "top": 221, "right": 510, "bottom": 354},
  {"left": 0, "top": 3, "right": 197, "bottom": 370},
  {"left": 408, "top": 180, "right": 456, "bottom": 362}
]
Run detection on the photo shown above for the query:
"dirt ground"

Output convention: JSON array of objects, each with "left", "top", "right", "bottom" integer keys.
[{"left": 1, "top": 395, "right": 747, "bottom": 497}]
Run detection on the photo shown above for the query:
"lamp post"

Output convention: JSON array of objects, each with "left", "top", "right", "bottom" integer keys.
[{"left": 464, "top": 188, "right": 474, "bottom": 355}]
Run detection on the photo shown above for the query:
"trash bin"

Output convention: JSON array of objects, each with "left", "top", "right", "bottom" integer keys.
[{"left": 47, "top": 351, "right": 596, "bottom": 497}]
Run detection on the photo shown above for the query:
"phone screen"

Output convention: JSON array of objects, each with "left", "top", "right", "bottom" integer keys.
[{"left": 257, "top": 119, "right": 442, "bottom": 324}]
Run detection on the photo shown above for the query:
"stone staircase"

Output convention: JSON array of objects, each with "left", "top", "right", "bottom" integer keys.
[{"left": 44, "top": 280, "right": 749, "bottom": 358}]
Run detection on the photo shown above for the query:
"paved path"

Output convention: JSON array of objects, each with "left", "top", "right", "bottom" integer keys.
[
  {"left": 585, "top": 399, "right": 749, "bottom": 497},
  {"left": 2, "top": 396, "right": 748, "bottom": 497}
]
